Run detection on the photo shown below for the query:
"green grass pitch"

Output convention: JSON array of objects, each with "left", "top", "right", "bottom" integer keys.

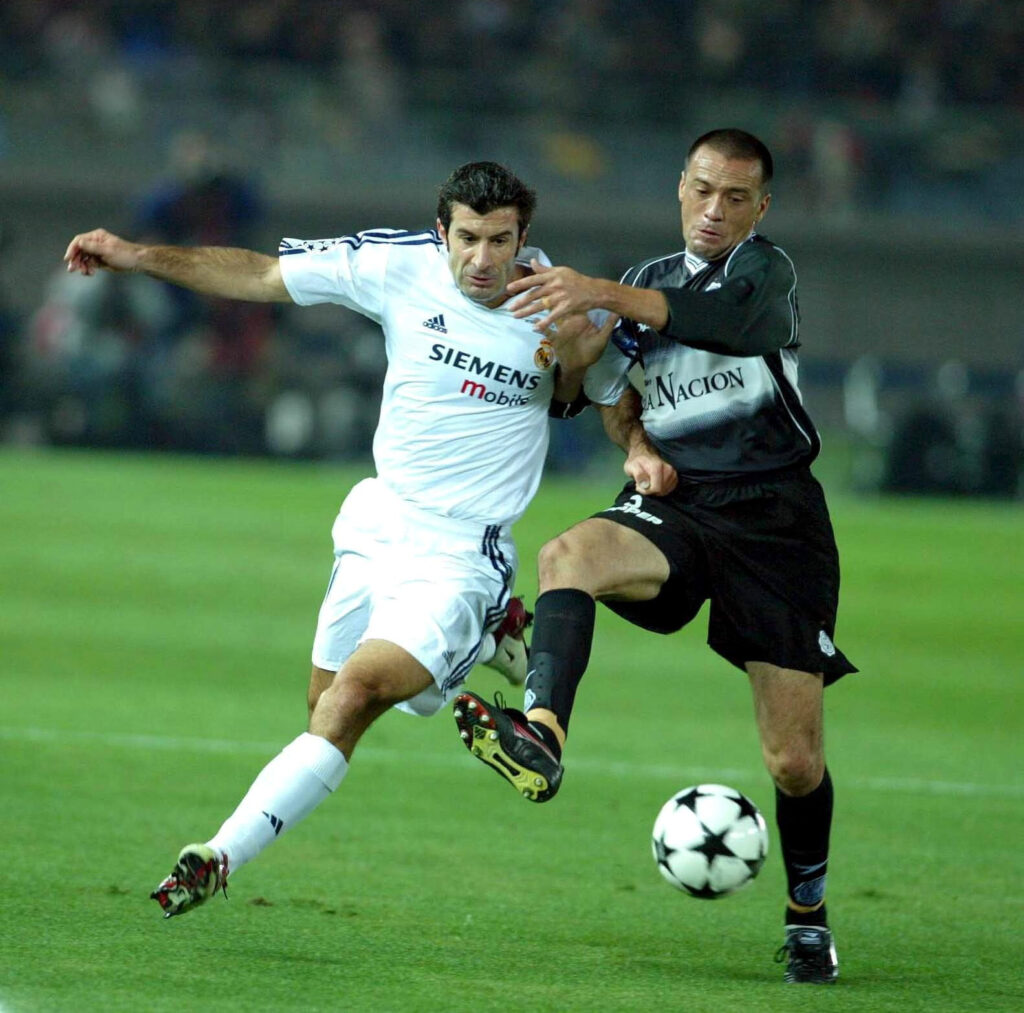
[{"left": 1, "top": 447, "right": 1021, "bottom": 1012}]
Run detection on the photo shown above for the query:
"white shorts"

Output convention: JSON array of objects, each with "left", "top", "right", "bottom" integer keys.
[{"left": 311, "top": 478, "right": 518, "bottom": 717}]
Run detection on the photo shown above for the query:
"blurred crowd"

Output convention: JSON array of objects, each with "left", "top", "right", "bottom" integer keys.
[
  {"left": 7, "top": 128, "right": 390, "bottom": 458},
  {"left": 2, "top": 0, "right": 1021, "bottom": 110},
  {"left": 0, "top": 1, "right": 1020, "bottom": 490},
  {"left": 1, "top": 0, "right": 1020, "bottom": 223}
]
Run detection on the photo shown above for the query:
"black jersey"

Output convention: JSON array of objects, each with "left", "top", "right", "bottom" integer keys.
[{"left": 586, "top": 234, "right": 820, "bottom": 482}]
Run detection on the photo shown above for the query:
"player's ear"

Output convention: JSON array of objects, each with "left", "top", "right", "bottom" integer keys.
[
  {"left": 755, "top": 192, "right": 771, "bottom": 224},
  {"left": 678, "top": 172, "right": 686, "bottom": 201},
  {"left": 517, "top": 225, "right": 528, "bottom": 252},
  {"left": 436, "top": 218, "right": 448, "bottom": 246}
]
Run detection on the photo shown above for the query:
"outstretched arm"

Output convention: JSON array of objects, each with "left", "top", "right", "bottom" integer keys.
[
  {"left": 506, "top": 258, "right": 668, "bottom": 334},
  {"left": 63, "top": 228, "right": 292, "bottom": 303},
  {"left": 597, "top": 386, "right": 678, "bottom": 496},
  {"left": 508, "top": 244, "right": 796, "bottom": 357}
]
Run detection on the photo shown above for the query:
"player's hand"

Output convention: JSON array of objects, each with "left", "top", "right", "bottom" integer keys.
[
  {"left": 546, "top": 311, "right": 619, "bottom": 372},
  {"left": 506, "top": 259, "right": 601, "bottom": 332},
  {"left": 64, "top": 228, "right": 142, "bottom": 276},
  {"left": 625, "top": 447, "right": 678, "bottom": 497}
]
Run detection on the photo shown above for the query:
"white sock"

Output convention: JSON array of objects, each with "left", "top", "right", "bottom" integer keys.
[{"left": 207, "top": 732, "right": 348, "bottom": 872}]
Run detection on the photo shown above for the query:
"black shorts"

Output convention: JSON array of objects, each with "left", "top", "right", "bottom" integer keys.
[{"left": 593, "top": 467, "right": 856, "bottom": 684}]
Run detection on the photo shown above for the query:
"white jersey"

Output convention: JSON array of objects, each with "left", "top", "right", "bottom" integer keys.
[{"left": 279, "top": 229, "right": 559, "bottom": 528}]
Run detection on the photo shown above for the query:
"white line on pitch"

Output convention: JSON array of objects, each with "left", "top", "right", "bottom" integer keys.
[{"left": 1, "top": 725, "right": 1021, "bottom": 800}]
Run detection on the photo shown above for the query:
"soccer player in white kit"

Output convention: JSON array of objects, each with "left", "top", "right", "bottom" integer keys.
[{"left": 64, "top": 162, "right": 615, "bottom": 917}]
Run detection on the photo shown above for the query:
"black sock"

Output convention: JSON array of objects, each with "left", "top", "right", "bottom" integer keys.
[
  {"left": 524, "top": 588, "right": 595, "bottom": 735},
  {"left": 776, "top": 767, "right": 833, "bottom": 912},
  {"left": 785, "top": 903, "right": 829, "bottom": 928}
]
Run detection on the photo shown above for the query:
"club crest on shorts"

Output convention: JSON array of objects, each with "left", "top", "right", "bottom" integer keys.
[
  {"left": 818, "top": 630, "right": 836, "bottom": 656},
  {"left": 534, "top": 338, "right": 554, "bottom": 370}
]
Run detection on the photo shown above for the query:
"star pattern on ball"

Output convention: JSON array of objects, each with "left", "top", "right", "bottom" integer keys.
[
  {"left": 653, "top": 834, "right": 676, "bottom": 872},
  {"left": 744, "top": 853, "right": 767, "bottom": 876},
  {"left": 673, "top": 786, "right": 709, "bottom": 810},
  {"left": 682, "top": 880, "right": 724, "bottom": 900},
  {"left": 653, "top": 785, "right": 768, "bottom": 899},
  {"left": 731, "top": 791, "right": 762, "bottom": 823},
  {"left": 694, "top": 824, "right": 739, "bottom": 863}
]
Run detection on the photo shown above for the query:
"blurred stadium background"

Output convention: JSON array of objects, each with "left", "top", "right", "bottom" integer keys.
[
  {"left": 0, "top": 0, "right": 1021, "bottom": 495},
  {"left": 2, "top": 6, "right": 1023, "bottom": 1009}
]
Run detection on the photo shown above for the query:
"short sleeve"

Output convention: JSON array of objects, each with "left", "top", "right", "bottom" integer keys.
[
  {"left": 583, "top": 328, "right": 632, "bottom": 406},
  {"left": 278, "top": 232, "right": 393, "bottom": 322}
]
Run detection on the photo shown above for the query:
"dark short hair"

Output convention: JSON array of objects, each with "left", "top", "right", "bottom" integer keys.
[
  {"left": 436, "top": 162, "right": 537, "bottom": 236},
  {"left": 687, "top": 129, "right": 774, "bottom": 192}
]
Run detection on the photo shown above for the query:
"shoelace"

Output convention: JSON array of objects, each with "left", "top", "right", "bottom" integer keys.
[
  {"left": 181, "top": 852, "right": 230, "bottom": 902},
  {"left": 491, "top": 691, "right": 534, "bottom": 733},
  {"left": 773, "top": 936, "right": 830, "bottom": 967}
]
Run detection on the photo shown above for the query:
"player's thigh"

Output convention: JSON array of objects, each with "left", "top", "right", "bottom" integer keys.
[
  {"left": 336, "top": 638, "right": 435, "bottom": 703},
  {"left": 540, "top": 516, "right": 671, "bottom": 601},
  {"left": 368, "top": 560, "right": 508, "bottom": 717},
  {"left": 702, "top": 473, "right": 855, "bottom": 680},
  {"left": 747, "top": 662, "right": 825, "bottom": 787},
  {"left": 310, "top": 640, "right": 435, "bottom": 752},
  {"left": 311, "top": 551, "right": 374, "bottom": 673},
  {"left": 308, "top": 664, "right": 335, "bottom": 718}
]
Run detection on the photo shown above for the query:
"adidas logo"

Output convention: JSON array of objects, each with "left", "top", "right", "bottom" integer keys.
[
  {"left": 262, "top": 810, "right": 285, "bottom": 836},
  {"left": 423, "top": 313, "right": 447, "bottom": 334}
]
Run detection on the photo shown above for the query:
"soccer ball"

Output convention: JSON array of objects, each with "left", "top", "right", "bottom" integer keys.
[{"left": 651, "top": 784, "right": 769, "bottom": 899}]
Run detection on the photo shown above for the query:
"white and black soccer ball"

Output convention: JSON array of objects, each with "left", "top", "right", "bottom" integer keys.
[{"left": 651, "top": 783, "right": 769, "bottom": 899}]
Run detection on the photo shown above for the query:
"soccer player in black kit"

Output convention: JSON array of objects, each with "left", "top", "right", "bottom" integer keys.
[{"left": 454, "top": 129, "right": 855, "bottom": 984}]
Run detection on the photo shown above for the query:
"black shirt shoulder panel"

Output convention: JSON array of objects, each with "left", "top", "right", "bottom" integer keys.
[{"left": 619, "top": 234, "right": 817, "bottom": 481}]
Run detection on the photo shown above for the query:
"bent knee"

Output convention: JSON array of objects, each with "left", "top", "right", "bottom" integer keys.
[
  {"left": 538, "top": 521, "right": 646, "bottom": 595},
  {"left": 538, "top": 532, "right": 587, "bottom": 585},
  {"left": 307, "top": 666, "right": 335, "bottom": 719},
  {"left": 316, "top": 668, "right": 398, "bottom": 721},
  {"left": 763, "top": 748, "right": 824, "bottom": 796}
]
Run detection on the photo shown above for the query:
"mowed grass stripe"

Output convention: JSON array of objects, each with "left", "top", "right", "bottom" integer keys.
[
  {"left": 3, "top": 724, "right": 1021, "bottom": 799},
  {"left": 3, "top": 448, "right": 1022, "bottom": 1012}
]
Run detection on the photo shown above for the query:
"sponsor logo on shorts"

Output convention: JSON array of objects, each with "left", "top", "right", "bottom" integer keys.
[
  {"left": 604, "top": 493, "right": 664, "bottom": 526},
  {"left": 818, "top": 630, "right": 836, "bottom": 656}
]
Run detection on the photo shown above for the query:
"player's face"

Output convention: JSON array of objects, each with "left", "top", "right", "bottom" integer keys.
[
  {"left": 438, "top": 204, "right": 526, "bottom": 308},
  {"left": 678, "top": 147, "right": 771, "bottom": 260}
]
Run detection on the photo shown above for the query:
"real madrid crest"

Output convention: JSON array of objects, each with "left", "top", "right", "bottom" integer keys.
[{"left": 534, "top": 337, "right": 554, "bottom": 370}]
